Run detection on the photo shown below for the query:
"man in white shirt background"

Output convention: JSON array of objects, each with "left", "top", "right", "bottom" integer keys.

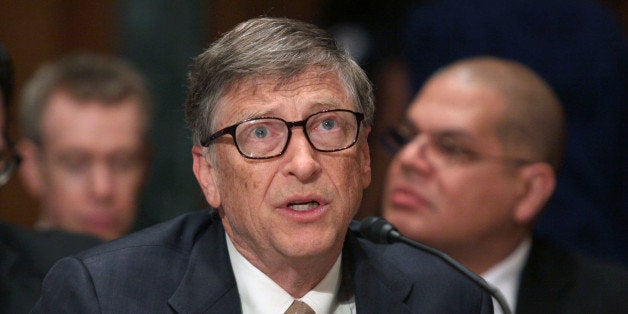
[{"left": 382, "top": 56, "right": 628, "bottom": 313}]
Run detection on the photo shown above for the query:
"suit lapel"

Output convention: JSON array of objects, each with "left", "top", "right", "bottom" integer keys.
[
  {"left": 344, "top": 233, "right": 413, "bottom": 314},
  {"left": 168, "top": 215, "right": 242, "bottom": 313},
  {"left": 167, "top": 220, "right": 416, "bottom": 313}
]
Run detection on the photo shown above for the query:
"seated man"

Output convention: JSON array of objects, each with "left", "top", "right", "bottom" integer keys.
[
  {"left": 33, "top": 18, "right": 494, "bottom": 312},
  {"left": 17, "top": 54, "right": 152, "bottom": 241},
  {"left": 0, "top": 43, "right": 100, "bottom": 314},
  {"left": 382, "top": 56, "right": 628, "bottom": 313}
]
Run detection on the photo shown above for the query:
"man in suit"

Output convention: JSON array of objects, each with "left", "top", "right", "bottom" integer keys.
[
  {"left": 381, "top": 56, "right": 628, "bottom": 313},
  {"left": 0, "top": 44, "right": 101, "bottom": 313},
  {"left": 33, "top": 18, "right": 494, "bottom": 313}
]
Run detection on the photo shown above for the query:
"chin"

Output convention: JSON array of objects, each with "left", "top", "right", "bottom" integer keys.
[{"left": 284, "top": 232, "right": 338, "bottom": 256}]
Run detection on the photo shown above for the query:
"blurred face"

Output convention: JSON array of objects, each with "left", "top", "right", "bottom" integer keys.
[
  {"left": 382, "top": 75, "right": 526, "bottom": 255},
  {"left": 30, "top": 91, "right": 148, "bottom": 240},
  {"left": 194, "top": 70, "right": 371, "bottom": 266}
]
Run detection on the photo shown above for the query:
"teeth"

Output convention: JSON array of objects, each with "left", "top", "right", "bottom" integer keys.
[{"left": 288, "top": 201, "right": 319, "bottom": 211}]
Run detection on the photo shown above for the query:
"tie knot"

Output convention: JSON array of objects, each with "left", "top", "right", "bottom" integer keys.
[{"left": 284, "top": 300, "right": 315, "bottom": 314}]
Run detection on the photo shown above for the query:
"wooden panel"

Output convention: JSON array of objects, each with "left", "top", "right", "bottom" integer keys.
[{"left": 207, "top": 0, "right": 322, "bottom": 40}]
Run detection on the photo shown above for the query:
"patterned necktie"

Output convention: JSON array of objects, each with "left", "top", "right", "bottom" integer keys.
[{"left": 284, "top": 300, "right": 315, "bottom": 314}]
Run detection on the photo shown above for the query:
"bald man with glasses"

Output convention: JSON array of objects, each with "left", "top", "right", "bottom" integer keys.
[{"left": 382, "top": 56, "right": 628, "bottom": 314}]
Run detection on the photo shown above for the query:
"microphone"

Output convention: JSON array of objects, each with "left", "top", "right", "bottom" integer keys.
[{"left": 359, "top": 216, "right": 512, "bottom": 314}]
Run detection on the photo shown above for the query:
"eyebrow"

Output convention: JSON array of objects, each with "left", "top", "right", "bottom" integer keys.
[
  {"left": 410, "top": 120, "right": 477, "bottom": 142},
  {"left": 240, "top": 102, "right": 342, "bottom": 121},
  {"left": 431, "top": 130, "right": 475, "bottom": 140}
]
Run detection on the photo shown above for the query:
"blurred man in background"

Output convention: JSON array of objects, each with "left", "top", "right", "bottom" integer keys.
[
  {"left": 17, "top": 54, "right": 152, "bottom": 241},
  {"left": 382, "top": 56, "right": 628, "bottom": 313},
  {"left": 1, "top": 43, "right": 101, "bottom": 314}
]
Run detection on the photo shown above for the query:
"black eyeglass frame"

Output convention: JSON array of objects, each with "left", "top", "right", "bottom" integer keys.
[
  {"left": 201, "top": 109, "right": 365, "bottom": 160},
  {"left": 383, "top": 126, "right": 536, "bottom": 166}
]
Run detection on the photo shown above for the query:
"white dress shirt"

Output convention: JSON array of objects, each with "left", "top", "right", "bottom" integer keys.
[
  {"left": 226, "top": 233, "right": 356, "bottom": 313},
  {"left": 481, "top": 237, "right": 532, "bottom": 314}
]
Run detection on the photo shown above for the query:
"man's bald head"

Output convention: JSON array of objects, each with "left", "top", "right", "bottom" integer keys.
[{"left": 429, "top": 57, "right": 566, "bottom": 170}]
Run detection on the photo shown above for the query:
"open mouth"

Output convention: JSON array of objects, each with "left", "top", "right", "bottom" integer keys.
[{"left": 288, "top": 200, "right": 320, "bottom": 211}]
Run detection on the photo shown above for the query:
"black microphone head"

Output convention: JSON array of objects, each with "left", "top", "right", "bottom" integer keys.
[{"left": 359, "top": 216, "right": 400, "bottom": 244}]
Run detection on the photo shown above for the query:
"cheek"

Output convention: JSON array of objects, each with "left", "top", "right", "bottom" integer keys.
[
  {"left": 436, "top": 169, "right": 513, "bottom": 220},
  {"left": 326, "top": 155, "right": 364, "bottom": 213},
  {"left": 117, "top": 172, "right": 146, "bottom": 195},
  {"left": 115, "top": 185, "right": 142, "bottom": 208},
  {"left": 215, "top": 157, "right": 268, "bottom": 210},
  {"left": 45, "top": 195, "right": 84, "bottom": 224},
  {"left": 435, "top": 171, "right": 490, "bottom": 214},
  {"left": 384, "top": 160, "right": 402, "bottom": 190},
  {"left": 46, "top": 169, "right": 83, "bottom": 195}
]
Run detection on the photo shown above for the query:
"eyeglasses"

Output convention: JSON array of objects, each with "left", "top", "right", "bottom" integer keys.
[
  {"left": 0, "top": 135, "right": 20, "bottom": 186},
  {"left": 383, "top": 123, "right": 534, "bottom": 167},
  {"left": 202, "top": 109, "right": 365, "bottom": 159}
]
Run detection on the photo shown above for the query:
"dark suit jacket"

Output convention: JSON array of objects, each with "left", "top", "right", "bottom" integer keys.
[
  {"left": 33, "top": 210, "right": 493, "bottom": 313},
  {"left": 516, "top": 237, "right": 628, "bottom": 314},
  {"left": 0, "top": 223, "right": 101, "bottom": 314}
]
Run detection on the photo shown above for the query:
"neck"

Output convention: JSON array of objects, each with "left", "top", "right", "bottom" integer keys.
[
  {"left": 266, "top": 257, "right": 339, "bottom": 298},
  {"left": 448, "top": 232, "right": 529, "bottom": 274},
  {"left": 228, "top": 234, "right": 343, "bottom": 298}
]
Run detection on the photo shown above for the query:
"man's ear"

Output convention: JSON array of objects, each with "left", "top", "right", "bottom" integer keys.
[
  {"left": 360, "top": 127, "right": 372, "bottom": 189},
  {"left": 16, "top": 139, "right": 45, "bottom": 198},
  {"left": 513, "top": 162, "right": 556, "bottom": 224},
  {"left": 191, "top": 146, "right": 221, "bottom": 208}
]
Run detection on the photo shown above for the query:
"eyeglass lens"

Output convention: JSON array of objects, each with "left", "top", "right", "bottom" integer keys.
[{"left": 234, "top": 110, "right": 360, "bottom": 159}]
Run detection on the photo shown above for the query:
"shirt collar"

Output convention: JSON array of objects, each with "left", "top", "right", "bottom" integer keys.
[
  {"left": 481, "top": 236, "right": 532, "bottom": 314},
  {"left": 226, "top": 232, "right": 343, "bottom": 314}
]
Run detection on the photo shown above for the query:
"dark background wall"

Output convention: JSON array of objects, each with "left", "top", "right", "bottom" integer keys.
[{"left": 1, "top": 0, "right": 626, "bottom": 239}]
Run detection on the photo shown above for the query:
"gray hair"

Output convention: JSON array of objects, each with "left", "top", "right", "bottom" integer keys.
[
  {"left": 184, "top": 17, "right": 375, "bottom": 146},
  {"left": 20, "top": 53, "right": 152, "bottom": 144}
]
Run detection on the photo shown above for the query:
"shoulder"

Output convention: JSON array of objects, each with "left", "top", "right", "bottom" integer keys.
[
  {"left": 0, "top": 222, "right": 101, "bottom": 313},
  {"left": 0, "top": 222, "right": 100, "bottom": 271},
  {"left": 526, "top": 236, "right": 628, "bottom": 286},
  {"left": 75, "top": 210, "right": 220, "bottom": 263},
  {"left": 33, "top": 210, "right": 225, "bottom": 312},
  {"left": 346, "top": 219, "right": 487, "bottom": 287},
  {"left": 518, "top": 236, "right": 628, "bottom": 312},
  {"left": 345, "top": 225, "right": 493, "bottom": 312},
  {"left": 350, "top": 234, "right": 485, "bottom": 286}
]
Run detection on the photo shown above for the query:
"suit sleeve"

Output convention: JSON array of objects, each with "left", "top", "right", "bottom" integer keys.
[{"left": 31, "top": 257, "right": 101, "bottom": 313}]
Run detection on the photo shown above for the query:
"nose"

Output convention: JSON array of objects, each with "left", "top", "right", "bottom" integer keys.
[
  {"left": 281, "top": 130, "right": 321, "bottom": 181},
  {"left": 397, "top": 134, "right": 434, "bottom": 175},
  {"left": 89, "top": 163, "right": 115, "bottom": 201}
]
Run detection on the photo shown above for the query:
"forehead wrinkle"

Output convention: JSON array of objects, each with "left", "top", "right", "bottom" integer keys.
[{"left": 216, "top": 72, "right": 351, "bottom": 128}]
